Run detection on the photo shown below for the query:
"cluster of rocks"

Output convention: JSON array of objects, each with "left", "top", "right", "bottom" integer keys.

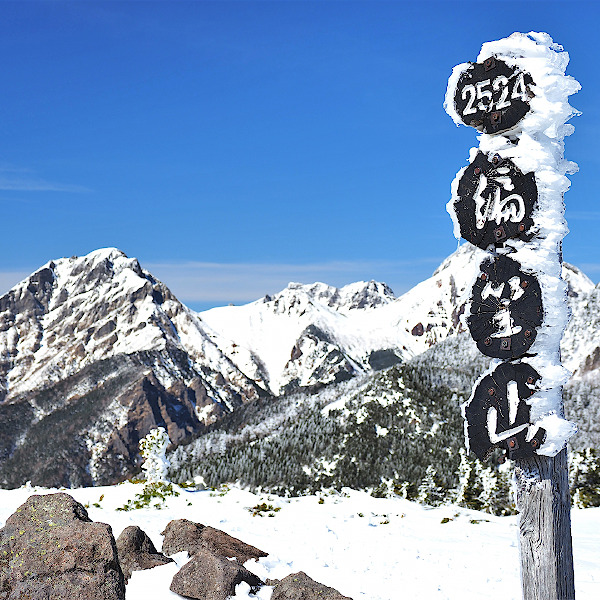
[{"left": 0, "top": 493, "right": 352, "bottom": 599}]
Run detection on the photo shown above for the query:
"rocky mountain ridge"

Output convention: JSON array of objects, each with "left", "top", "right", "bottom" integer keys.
[
  {"left": 0, "top": 249, "right": 268, "bottom": 487},
  {"left": 199, "top": 244, "right": 598, "bottom": 392},
  {"left": 0, "top": 246, "right": 599, "bottom": 488}
]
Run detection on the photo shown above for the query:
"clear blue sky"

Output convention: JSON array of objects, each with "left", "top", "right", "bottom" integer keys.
[{"left": 1, "top": 1, "right": 598, "bottom": 310}]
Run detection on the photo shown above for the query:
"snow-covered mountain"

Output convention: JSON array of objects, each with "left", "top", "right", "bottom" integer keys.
[
  {"left": 0, "top": 249, "right": 267, "bottom": 487},
  {"left": 198, "top": 243, "right": 598, "bottom": 395},
  {"left": 0, "top": 248, "right": 264, "bottom": 406},
  {"left": 1, "top": 245, "right": 599, "bottom": 488},
  {"left": 196, "top": 245, "right": 481, "bottom": 395}
]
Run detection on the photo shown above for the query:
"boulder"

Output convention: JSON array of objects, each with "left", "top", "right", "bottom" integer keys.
[
  {"left": 115, "top": 525, "right": 173, "bottom": 582},
  {"left": 0, "top": 492, "right": 125, "bottom": 600},
  {"left": 170, "top": 548, "right": 263, "bottom": 600},
  {"left": 161, "top": 519, "right": 267, "bottom": 563},
  {"left": 271, "top": 571, "right": 352, "bottom": 600}
]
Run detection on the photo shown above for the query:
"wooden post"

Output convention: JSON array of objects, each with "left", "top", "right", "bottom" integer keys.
[
  {"left": 444, "top": 32, "right": 580, "bottom": 600},
  {"left": 515, "top": 450, "right": 575, "bottom": 600}
]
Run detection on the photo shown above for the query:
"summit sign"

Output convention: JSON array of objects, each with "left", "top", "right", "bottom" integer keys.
[{"left": 445, "top": 32, "right": 580, "bottom": 600}]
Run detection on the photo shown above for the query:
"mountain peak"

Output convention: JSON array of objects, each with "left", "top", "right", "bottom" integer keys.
[
  {"left": 338, "top": 280, "right": 396, "bottom": 310},
  {"left": 0, "top": 247, "right": 265, "bottom": 405},
  {"left": 563, "top": 262, "right": 595, "bottom": 297},
  {"left": 77, "top": 247, "right": 128, "bottom": 261},
  {"left": 432, "top": 243, "right": 487, "bottom": 277},
  {"left": 268, "top": 279, "right": 395, "bottom": 314}
]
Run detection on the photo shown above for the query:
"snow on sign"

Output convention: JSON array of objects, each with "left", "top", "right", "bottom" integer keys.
[
  {"left": 464, "top": 362, "right": 545, "bottom": 461},
  {"left": 467, "top": 254, "right": 542, "bottom": 359},
  {"left": 452, "top": 151, "right": 537, "bottom": 249},
  {"left": 450, "top": 57, "right": 533, "bottom": 134}
]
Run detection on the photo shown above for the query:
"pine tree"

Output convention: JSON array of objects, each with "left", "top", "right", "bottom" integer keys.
[
  {"left": 454, "top": 448, "right": 484, "bottom": 511},
  {"left": 417, "top": 465, "right": 446, "bottom": 506},
  {"left": 570, "top": 448, "right": 600, "bottom": 508}
]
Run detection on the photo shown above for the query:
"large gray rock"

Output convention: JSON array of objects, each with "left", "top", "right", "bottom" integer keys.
[
  {"left": 0, "top": 492, "right": 125, "bottom": 600},
  {"left": 115, "top": 525, "right": 173, "bottom": 582},
  {"left": 161, "top": 519, "right": 267, "bottom": 563},
  {"left": 169, "top": 548, "right": 263, "bottom": 600},
  {"left": 271, "top": 571, "right": 352, "bottom": 600}
]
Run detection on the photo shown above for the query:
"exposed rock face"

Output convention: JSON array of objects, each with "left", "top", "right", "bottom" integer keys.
[
  {"left": 271, "top": 571, "right": 352, "bottom": 599},
  {"left": 115, "top": 525, "right": 173, "bottom": 582},
  {"left": 169, "top": 548, "right": 263, "bottom": 600},
  {"left": 161, "top": 519, "right": 267, "bottom": 563},
  {"left": 0, "top": 493, "right": 124, "bottom": 600}
]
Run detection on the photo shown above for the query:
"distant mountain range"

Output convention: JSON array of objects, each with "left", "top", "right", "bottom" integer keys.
[{"left": 0, "top": 246, "right": 598, "bottom": 488}]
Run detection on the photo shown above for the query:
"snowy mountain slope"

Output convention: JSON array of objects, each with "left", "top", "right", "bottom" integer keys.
[
  {"left": 0, "top": 249, "right": 268, "bottom": 487},
  {"left": 197, "top": 243, "right": 597, "bottom": 395},
  {"left": 168, "top": 327, "right": 600, "bottom": 509},
  {"left": 197, "top": 245, "right": 481, "bottom": 395},
  {"left": 562, "top": 266, "right": 600, "bottom": 377},
  {"left": 0, "top": 248, "right": 264, "bottom": 406}
]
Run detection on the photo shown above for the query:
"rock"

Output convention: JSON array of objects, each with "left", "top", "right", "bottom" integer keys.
[
  {"left": 115, "top": 525, "right": 173, "bottom": 582},
  {"left": 0, "top": 492, "right": 125, "bottom": 600},
  {"left": 161, "top": 519, "right": 267, "bottom": 563},
  {"left": 170, "top": 548, "right": 263, "bottom": 600},
  {"left": 271, "top": 571, "right": 352, "bottom": 600}
]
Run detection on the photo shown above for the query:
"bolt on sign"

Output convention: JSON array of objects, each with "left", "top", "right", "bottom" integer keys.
[{"left": 445, "top": 32, "right": 580, "bottom": 600}]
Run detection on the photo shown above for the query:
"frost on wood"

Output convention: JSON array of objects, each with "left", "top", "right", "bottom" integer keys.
[
  {"left": 140, "top": 427, "right": 171, "bottom": 484},
  {"left": 446, "top": 32, "right": 579, "bottom": 459}
]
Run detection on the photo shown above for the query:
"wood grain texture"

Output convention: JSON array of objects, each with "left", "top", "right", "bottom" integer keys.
[{"left": 515, "top": 448, "right": 575, "bottom": 600}]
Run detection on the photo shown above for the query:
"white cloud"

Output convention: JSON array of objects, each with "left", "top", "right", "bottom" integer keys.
[
  {"left": 0, "top": 164, "right": 91, "bottom": 193},
  {"left": 0, "top": 177, "right": 91, "bottom": 193},
  {"left": 146, "top": 258, "right": 442, "bottom": 305}
]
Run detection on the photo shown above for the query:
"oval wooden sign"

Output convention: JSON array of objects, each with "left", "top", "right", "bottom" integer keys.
[
  {"left": 453, "top": 57, "right": 534, "bottom": 134},
  {"left": 465, "top": 362, "right": 546, "bottom": 461},
  {"left": 454, "top": 151, "right": 537, "bottom": 249},
  {"left": 468, "top": 255, "right": 543, "bottom": 359}
]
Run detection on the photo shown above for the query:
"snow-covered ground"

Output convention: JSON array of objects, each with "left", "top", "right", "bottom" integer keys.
[{"left": 1, "top": 482, "right": 598, "bottom": 599}]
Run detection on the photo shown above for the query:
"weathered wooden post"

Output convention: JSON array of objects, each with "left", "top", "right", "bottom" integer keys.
[{"left": 444, "top": 33, "right": 580, "bottom": 600}]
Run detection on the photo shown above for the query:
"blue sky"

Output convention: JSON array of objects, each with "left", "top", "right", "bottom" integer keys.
[{"left": 1, "top": 0, "right": 598, "bottom": 310}]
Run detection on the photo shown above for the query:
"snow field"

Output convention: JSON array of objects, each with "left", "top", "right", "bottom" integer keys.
[{"left": 0, "top": 483, "right": 598, "bottom": 599}]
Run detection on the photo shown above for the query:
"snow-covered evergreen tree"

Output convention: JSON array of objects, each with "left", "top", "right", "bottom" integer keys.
[
  {"left": 116, "top": 427, "right": 179, "bottom": 511},
  {"left": 570, "top": 449, "right": 600, "bottom": 508},
  {"left": 454, "top": 448, "right": 477, "bottom": 508},
  {"left": 454, "top": 448, "right": 514, "bottom": 514},
  {"left": 140, "top": 427, "right": 171, "bottom": 484},
  {"left": 417, "top": 465, "right": 446, "bottom": 506}
]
